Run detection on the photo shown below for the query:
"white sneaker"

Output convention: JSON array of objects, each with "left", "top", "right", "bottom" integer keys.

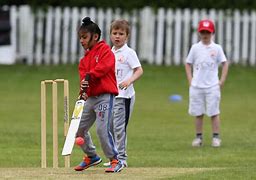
[
  {"left": 212, "top": 138, "right": 221, "bottom": 147},
  {"left": 103, "top": 162, "right": 111, "bottom": 167},
  {"left": 192, "top": 138, "right": 202, "bottom": 147},
  {"left": 123, "top": 161, "right": 128, "bottom": 167}
]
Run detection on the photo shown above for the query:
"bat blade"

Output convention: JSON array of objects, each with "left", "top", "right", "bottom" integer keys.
[{"left": 62, "top": 99, "right": 85, "bottom": 156}]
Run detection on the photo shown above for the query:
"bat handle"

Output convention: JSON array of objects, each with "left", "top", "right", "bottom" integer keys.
[
  {"left": 80, "top": 74, "right": 90, "bottom": 100},
  {"left": 85, "top": 74, "right": 90, "bottom": 81}
]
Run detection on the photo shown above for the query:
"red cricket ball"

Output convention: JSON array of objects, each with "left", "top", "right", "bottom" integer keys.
[{"left": 75, "top": 137, "right": 85, "bottom": 146}]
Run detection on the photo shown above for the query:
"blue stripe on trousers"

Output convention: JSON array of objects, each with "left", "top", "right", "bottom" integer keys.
[{"left": 107, "top": 94, "right": 118, "bottom": 158}]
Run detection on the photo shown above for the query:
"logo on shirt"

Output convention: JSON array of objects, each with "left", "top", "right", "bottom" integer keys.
[
  {"left": 195, "top": 62, "right": 216, "bottom": 71},
  {"left": 210, "top": 50, "right": 217, "bottom": 59},
  {"left": 117, "top": 55, "right": 125, "bottom": 63},
  {"left": 95, "top": 55, "right": 99, "bottom": 63}
]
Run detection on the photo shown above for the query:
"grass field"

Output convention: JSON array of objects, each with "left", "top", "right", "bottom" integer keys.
[{"left": 0, "top": 64, "right": 256, "bottom": 179}]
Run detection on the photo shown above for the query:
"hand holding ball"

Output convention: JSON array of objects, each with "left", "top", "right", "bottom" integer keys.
[{"left": 75, "top": 137, "right": 84, "bottom": 146}]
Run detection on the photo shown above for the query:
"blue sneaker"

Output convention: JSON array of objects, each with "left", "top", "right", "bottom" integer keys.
[
  {"left": 105, "top": 159, "right": 124, "bottom": 173},
  {"left": 74, "top": 155, "right": 102, "bottom": 171},
  {"left": 114, "top": 161, "right": 125, "bottom": 172}
]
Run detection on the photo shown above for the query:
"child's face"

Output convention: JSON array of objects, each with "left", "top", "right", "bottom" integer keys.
[
  {"left": 199, "top": 30, "right": 213, "bottom": 44},
  {"left": 110, "top": 28, "right": 128, "bottom": 49},
  {"left": 79, "top": 31, "right": 98, "bottom": 50}
]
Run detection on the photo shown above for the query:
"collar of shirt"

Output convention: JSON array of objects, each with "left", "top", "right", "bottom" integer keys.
[
  {"left": 199, "top": 41, "right": 214, "bottom": 48},
  {"left": 112, "top": 43, "right": 128, "bottom": 53}
]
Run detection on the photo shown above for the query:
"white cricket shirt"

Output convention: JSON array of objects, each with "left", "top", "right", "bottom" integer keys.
[
  {"left": 112, "top": 44, "right": 141, "bottom": 98},
  {"left": 186, "top": 41, "right": 227, "bottom": 88}
]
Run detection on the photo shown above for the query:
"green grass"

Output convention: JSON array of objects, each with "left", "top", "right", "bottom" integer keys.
[{"left": 0, "top": 64, "right": 256, "bottom": 179}]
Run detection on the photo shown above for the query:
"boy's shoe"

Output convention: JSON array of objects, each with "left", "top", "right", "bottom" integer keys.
[
  {"left": 104, "top": 160, "right": 127, "bottom": 168},
  {"left": 105, "top": 159, "right": 123, "bottom": 173},
  {"left": 192, "top": 138, "right": 203, "bottom": 147},
  {"left": 122, "top": 161, "right": 128, "bottom": 167},
  {"left": 212, "top": 138, "right": 221, "bottom": 147},
  {"left": 74, "top": 155, "right": 102, "bottom": 171},
  {"left": 103, "top": 161, "right": 111, "bottom": 167},
  {"left": 114, "top": 161, "right": 125, "bottom": 172}
]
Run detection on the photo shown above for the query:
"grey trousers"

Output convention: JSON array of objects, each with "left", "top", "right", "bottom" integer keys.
[
  {"left": 77, "top": 94, "right": 118, "bottom": 159},
  {"left": 110, "top": 96, "right": 135, "bottom": 163}
]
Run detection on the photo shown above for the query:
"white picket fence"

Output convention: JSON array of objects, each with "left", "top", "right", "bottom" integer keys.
[{"left": 8, "top": 5, "right": 256, "bottom": 66}]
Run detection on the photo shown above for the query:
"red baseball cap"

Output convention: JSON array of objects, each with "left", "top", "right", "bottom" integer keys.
[{"left": 198, "top": 19, "right": 215, "bottom": 33}]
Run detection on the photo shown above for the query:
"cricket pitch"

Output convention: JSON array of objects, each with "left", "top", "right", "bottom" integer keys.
[{"left": 0, "top": 167, "right": 221, "bottom": 179}]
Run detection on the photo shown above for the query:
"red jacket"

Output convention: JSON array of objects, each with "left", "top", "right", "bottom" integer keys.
[{"left": 78, "top": 40, "right": 118, "bottom": 97}]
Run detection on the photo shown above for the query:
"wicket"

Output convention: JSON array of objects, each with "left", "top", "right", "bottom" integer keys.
[{"left": 41, "top": 79, "right": 70, "bottom": 168}]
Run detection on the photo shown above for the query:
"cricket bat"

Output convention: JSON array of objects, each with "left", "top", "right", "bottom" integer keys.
[
  {"left": 61, "top": 74, "right": 90, "bottom": 156},
  {"left": 61, "top": 99, "right": 85, "bottom": 156}
]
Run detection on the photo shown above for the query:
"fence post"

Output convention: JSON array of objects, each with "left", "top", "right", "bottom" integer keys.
[
  {"left": 191, "top": 9, "right": 199, "bottom": 45},
  {"left": 35, "top": 10, "right": 44, "bottom": 65},
  {"left": 241, "top": 10, "right": 249, "bottom": 65},
  {"left": 233, "top": 10, "right": 240, "bottom": 64},
  {"left": 182, "top": 9, "right": 191, "bottom": 64},
  {"left": 62, "top": 7, "right": 71, "bottom": 64},
  {"left": 53, "top": 7, "right": 61, "bottom": 65},
  {"left": 225, "top": 10, "right": 232, "bottom": 62},
  {"left": 44, "top": 7, "right": 53, "bottom": 65},
  {"left": 249, "top": 11, "right": 256, "bottom": 66},
  {"left": 155, "top": 8, "right": 165, "bottom": 65},
  {"left": 97, "top": 8, "right": 105, "bottom": 38},
  {"left": 27, "top": 6, "right": 34, "bottom": 65},
  {"left": 173, "top": 9, "right": 182, "bottom": 65},
  {"left": 165, "top": 9, "right": 173, "bottom": 66},
  {"left": 105, "top": 8, "right": 112, "bottom": 45},
  {"left": 18, "top": 5, "right": 30, "bottom": 61},
  {"left": 217, "top": 10, "right": 224, "bottom": 46},
  {"left": 70, "top": 7, "right": 79, "bottom": 64},
  {"left": 130, "top": 10, "right": 138, "bottom": 51}
]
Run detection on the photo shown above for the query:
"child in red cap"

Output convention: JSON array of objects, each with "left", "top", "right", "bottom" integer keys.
[{"left": 185, "top": 19, "right": 229, "bottom": 147}]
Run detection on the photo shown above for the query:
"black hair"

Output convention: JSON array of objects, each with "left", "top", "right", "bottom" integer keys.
[{"left": 79, "top": 17, "right": 101, "bottom": 41}]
